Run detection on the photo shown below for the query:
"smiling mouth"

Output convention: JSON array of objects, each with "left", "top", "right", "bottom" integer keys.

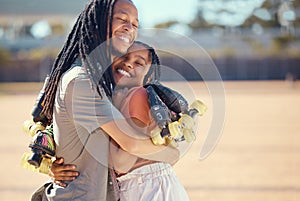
[
  {"left": 118, "top": 35, "right": 130, "bottom": 44},
  {"left": 117, "top": 68, "right": 131, "bottom": 78}
]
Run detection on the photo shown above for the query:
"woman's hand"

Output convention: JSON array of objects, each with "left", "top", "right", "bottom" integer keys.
[{"left": 49, "top": 157, "right": 79, "bottom": 187}]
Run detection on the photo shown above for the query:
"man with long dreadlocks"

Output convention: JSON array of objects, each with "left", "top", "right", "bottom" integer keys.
[
  {"left": 31, "top": 0, "right": 179, "bottom": 200},
  {"left": 50, "top": 41, "right": 194, "bottom": 201}
]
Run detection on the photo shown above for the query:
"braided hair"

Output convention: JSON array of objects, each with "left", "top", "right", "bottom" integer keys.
[
  {"left": 41, "top": 0, "right": 124, "bottom": 124},
  {"left": 130, "top": 41, "right": 161, "bottom": 85}
]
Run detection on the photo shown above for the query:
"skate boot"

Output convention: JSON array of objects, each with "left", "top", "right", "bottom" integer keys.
[
  {"left": 146, "top": 85, "right": 180, "bottom": 147},
  {"left": 21, "top": 125, "right": 55, "bottom": 173},
  {"left": 31, "top": 76, "right": 50, "bottom": 125},
  {"left": 145, "top": 81, "right": 189, "bottom": 120}
]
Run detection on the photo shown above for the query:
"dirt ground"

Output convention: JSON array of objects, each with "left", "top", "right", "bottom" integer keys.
[{"left": 0, "top": 81, "right": 299, "bottom": 201}]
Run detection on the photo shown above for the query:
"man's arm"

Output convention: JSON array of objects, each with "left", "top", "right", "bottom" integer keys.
[
  {"left": 109, "top": 139, "right": 137, "bottom": 173},
  {"left": 109, "top": 87, "right": 180, "bottom": 164},
  {"left": 101, "top": 119, "right": 179, "bottom": 164},
  {"left": 70, "top": 77, "right": 179, "bottom": 164}
]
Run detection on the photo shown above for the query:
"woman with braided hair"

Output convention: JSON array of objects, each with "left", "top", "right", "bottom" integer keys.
[
  {"left": 110, "top": 41, "right": 190, "bottom": 201},
  {"left": 32, "top": 0, "right": 179, "bottom": 200}
]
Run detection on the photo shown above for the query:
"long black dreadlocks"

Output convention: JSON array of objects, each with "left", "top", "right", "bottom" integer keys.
[{"left": 41, "top": 0, "right": 121, "bottom": 124}]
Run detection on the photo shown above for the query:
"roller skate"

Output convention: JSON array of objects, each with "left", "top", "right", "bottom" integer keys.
[
  {"left": 178, "top": 100, "right": 207, "bottom": 142},
  {"left": 20, "top": 125, "right": 55, "bottom": 174},
  {"left": 145, "top": 81, "right": 188, "bottom": 117},
  {"left": 146, "top": 86, "right": 180, "bottom": 148},
  {"left": 21, "top": 76, "right": 55, "bottom": 174},
  {"left": 22, "top": 76, "right": 49, "bottom": 137},
  {"left": 146, "top": 82, "right": 207, "bottom": 144},
  {"left": 20, "top": 153, "right": 52, "bottom": 174}
]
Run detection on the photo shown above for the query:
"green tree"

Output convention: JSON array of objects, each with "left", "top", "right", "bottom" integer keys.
[{"left": 187, "top": 0, "right": 299, "bottom": 30}]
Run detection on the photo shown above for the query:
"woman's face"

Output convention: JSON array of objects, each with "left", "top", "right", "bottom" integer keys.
[
  {"left": 111, "top": 0, "right": 139, "bottom": 56},
  {"left": 112, "top": 43, "right": 152, "bottom": 88}
]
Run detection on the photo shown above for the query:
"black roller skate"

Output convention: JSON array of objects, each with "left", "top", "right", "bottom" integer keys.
[
  {"left": 145, "top": 81, "right": 189, "bottom": 117},
  {"left": 146, "top": 82, "right": 207, "bottom": 144},
  {"left": 146, "top": 85, "right": 181, "bottom": 148},
  {"left": 21, "top": 77, "right": 56, "bottom": 174},
  {"left": 21, "top": 125, "right": 55, "bottom": 174}
]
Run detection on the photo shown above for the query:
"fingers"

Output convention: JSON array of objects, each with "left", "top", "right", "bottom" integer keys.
[
  {"left": 49, "top": 157, "right": 80, "bottom": 184},
  {"left": 55, "top": 173, "right": 78, "bottom": 182},
  {"left": 54, "top": 180, "right": 68, "bottom": 188},
  {"left": 53, "top": 157, "right": 64, "bottom": 165},
  {"left": 52, "top": 164, "right": 77, "bottom": 173},
  {"left": 53, "top": 168, "right": 79, "bottom": 179},
  {"left": 51, "top": 169, "right": 79, "bottom": 188},
  {"left": 51, "top": 157, "right": 77, "bottom": 174},
  {"left": 50, "top": 165, "right": 79, "bottom": 179}
]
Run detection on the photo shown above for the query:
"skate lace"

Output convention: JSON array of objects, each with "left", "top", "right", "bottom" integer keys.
[{"left": 41, "top": 134, "right": 55, "bottom": 151}]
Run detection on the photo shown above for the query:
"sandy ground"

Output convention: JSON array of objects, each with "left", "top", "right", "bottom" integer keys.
[{"left": 0, "top": 81, "right": 299, "bottom": 201}]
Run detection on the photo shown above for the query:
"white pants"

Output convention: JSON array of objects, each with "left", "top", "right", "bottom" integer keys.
[{"left": 116, "top": 163, "right": 190, "bottom": 201}]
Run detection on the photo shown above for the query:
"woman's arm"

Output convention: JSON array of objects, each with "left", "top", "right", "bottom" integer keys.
[{"left": 109, "top": 139, "right": 137, "bottom": 173}]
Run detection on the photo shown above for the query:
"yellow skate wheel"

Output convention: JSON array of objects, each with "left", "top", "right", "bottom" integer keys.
[
  {"left": 21, "top": 153, "right": 51, "bottom": 174},
  {"left": 29, "top": 122, "right": 45, "bottom": 137},
  {"left": 39, "top": 158, "right": 52, "bottom": 174},
  {"left": 165, "top": 137, "right": 178, "bottom": 148},
  {"left": 183, "top": 129, "right": 196, "bottom": 143},
  {"left": 150, "top": 128, "right": 165, "bottom": 145},
  {"left": 179, "top": 114, "right": 194, "bottom": 130},
  {"left": 190, "top": 100, "right": 207, "bottom": 116},
  {"left": 20, "top": 153, "right": 39, "bottom": 173},
  {"left": 168, "top": 121, "right": 182, "bottom": 139},
  {"left": 22, "top": 120, "right": 34, "bottom": 136}
]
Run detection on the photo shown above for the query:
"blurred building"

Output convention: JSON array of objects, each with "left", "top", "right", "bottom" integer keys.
[
  {"left": 0, "top": 0, "right": 299, "bottom": 82},
  {"left": 0, "top": 0, "right": 87, "bottom": 49},
  {"left": 0, "top": 0, "right": 88, "bottom": 81}
]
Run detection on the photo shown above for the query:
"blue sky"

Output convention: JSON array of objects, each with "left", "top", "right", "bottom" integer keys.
[
  {"left": 134, "top": 0, "right": 198, "bottom": 28},
  {"left": 133, "top": 0, "right": 266, "bottom": 28}
]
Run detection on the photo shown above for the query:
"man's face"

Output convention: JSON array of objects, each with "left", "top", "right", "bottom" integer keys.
[
  {"left": 111, "top": 0, "right": 138, "bottom": 56},
  {"left": 112, "top": 43, "right": 151, "bottom": 88}
]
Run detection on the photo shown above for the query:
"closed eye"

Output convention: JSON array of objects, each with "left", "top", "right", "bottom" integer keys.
[
  {"left": 117, "top": 17, "right": 126, "bottom": 22},
  {"left": 132, "top": 22, "right": 138, "bottom": 28},
  {"left": 135, "top": 61, "right": 146, "bottom": 67}
]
